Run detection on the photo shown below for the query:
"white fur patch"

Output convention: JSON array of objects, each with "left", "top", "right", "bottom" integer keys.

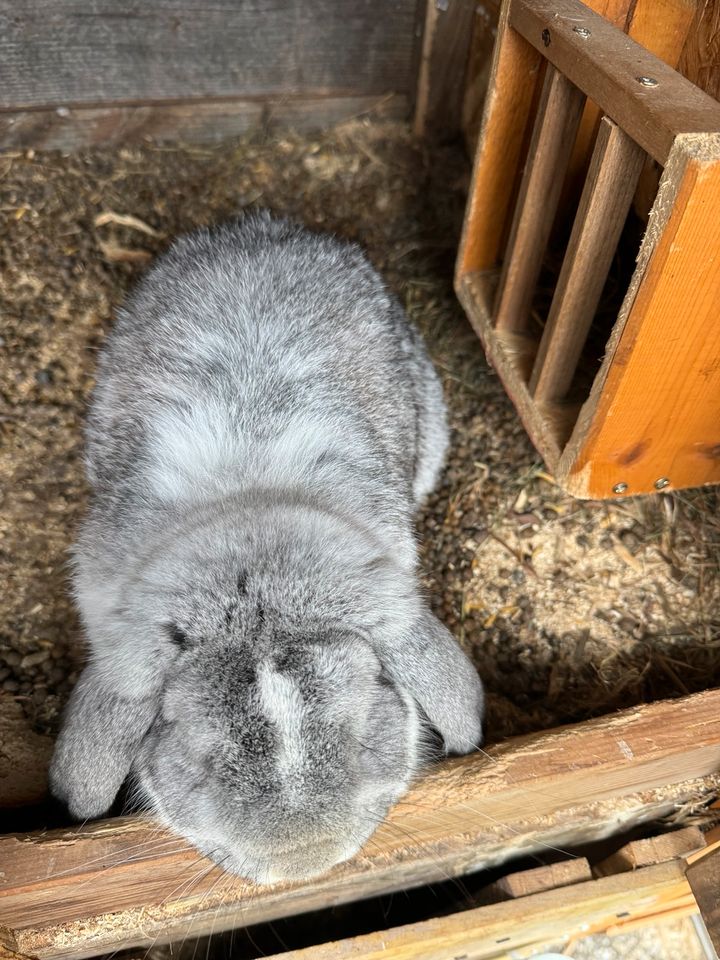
[
  {"left": 146, "top": 395, "right": 365, "bottom": 503},
  {"left": 257, "top": 664, "right": 306, "bottom": 780},
  {"left": 148, "top": 399, "right": 246, "bottom": 500}
]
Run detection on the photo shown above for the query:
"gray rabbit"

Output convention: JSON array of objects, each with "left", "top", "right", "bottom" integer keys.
[{"left": 50, "top": 212, "right": 484, "bottom": 884}]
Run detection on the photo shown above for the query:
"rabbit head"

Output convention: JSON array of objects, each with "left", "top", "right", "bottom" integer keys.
[{"left": 51, "top": 516, "right": 483, "bottom": 884}]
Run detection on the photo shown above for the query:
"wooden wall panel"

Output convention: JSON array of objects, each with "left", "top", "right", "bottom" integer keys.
[
  {"left": 0, "top": 95, "right": 407, "bottom": 153},
  {"left": 0, "top": 1, "right": 418, "bottom": 110},
  {"left": 679, "top": 0, "right": 720, "bottom": 99}
]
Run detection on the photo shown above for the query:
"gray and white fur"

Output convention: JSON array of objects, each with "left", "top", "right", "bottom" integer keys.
[{"left": 50, "top": 213, "right": 484, "bottom": 884}]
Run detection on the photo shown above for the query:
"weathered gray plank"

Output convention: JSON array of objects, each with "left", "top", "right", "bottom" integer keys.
[
  {"left": 0, "top": 95, "right": 408, "bottom": 151},
  {"left": 414, "top": 0, "right": 479, "bottom": 140},
  {"left": 0, "top": 0, "right": 417, "bottom": 110}
]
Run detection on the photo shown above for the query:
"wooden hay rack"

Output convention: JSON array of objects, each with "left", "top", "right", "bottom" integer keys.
[{"left": 456, "top": 0, "right": 720, "bottom": 500}]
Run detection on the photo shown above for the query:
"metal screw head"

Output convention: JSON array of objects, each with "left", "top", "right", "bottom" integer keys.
[
  {"left": 636, "top": 76, "right": 658, "bottom": 86},
  {"left": 573, "top": 25, "right": 591, "bottom": 37},
  {"left": 655, "top": 477, "right": 670, "bottom": 490},
  {"left": 613, "top": 482, "right": 628, "bottom": 495}
]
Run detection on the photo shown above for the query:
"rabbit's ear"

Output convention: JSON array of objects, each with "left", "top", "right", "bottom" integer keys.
[
  {"left": 379, "top": 608, "right": 484, "bottom": 755},
  {"left": 49, "top": 666, "right": 160, "bottom": 819}
]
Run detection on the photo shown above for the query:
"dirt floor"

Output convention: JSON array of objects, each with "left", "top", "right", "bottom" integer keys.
[{"left": 2, "top": 119, "right": 720, "bottom": 757}]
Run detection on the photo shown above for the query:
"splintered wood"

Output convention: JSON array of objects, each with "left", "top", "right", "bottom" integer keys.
[
  {"left": 2, "top": 690, "right": 720, "bottom": 959},
  {"left": 457, "top": 0, "right": 720, "bottom": 498}
]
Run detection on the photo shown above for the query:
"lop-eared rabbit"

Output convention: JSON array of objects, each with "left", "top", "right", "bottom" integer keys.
[{"left": 51, "top": 213, "right": 484, "bottom": 884}]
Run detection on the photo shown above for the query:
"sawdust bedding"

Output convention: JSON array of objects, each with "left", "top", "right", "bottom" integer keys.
[{"left": 1, "top": 120, "right": 719, "bottom": 763}]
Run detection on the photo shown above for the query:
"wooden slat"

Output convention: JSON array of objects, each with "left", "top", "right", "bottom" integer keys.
[
  {"left": 492, "top": 857, "right": 592, "bottom": 898},
  {"left": 529, "top": 118, "right": 646, "bottom": 403},
  {"left": 0, "top": 95, "right": 408, "bottom": 152},
  {"left": 494, "top": 65, "right": 586, "bottom": 334},
  {"left": 414, "top": 0, "right": 480, "bottom": 139},
  {"left": 559, "top": 134, "right": 720, "bottom": 497},
  {"left": 0, "top": 1, "right": 417, "bottom": 110},
  {"left": 511, "top": 0, "right": 720, "bottom": 163},
  {"left": 686, "top": 848, "right": 720, "bottom": 954},
  {"left": 456, "top": 6, "right": 543, "bottom": 277},
  {"left": 560, "top": 0, "right": 633, "bottom": 211},
  {"left": 459, "top": 269, "right": 587, "bottom": 465},
  {"left": 595, "top": 826, "right": 706, "bottom": 876},
  {"left": 263, "top": 861, "right": 695, "bottom": 960},
  {"left": 563, "top": 0, "right": 696, "bottom": 220},
  {"left": 2, "top": 690, "right": 720, "bottom": 959}
]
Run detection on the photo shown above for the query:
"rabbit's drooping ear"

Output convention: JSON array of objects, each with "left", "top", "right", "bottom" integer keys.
[
  {"left": 380, "top": 608, "right": 484, "bottom": 755},
  {"left": 49, "top": 666, "right": 160, "bottom": 819}
]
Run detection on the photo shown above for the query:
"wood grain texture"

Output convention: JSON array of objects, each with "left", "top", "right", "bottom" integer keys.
[
  {"left": 265, "top": 861, "right": 695, "bottom": 960},
  {"left": 560, "top": 0, "right": 634, "bottom": 212},
  {"left": 461, "top": 1, "right": 501, "bottom": 152},
  {"left": 686, "top": 848, "right": 720, "bottom": 953},
  {"left": 0, "top": 95, "right": 408, "bottom": 151},
  {"left": 456, "top": 5, "right": 543, "bottom": 277},
  {"left": 678, "top": 0, "right": 720, "bottom": 101},
  {"left": 595, "top": 826, "right": 706, "bottom": 876},
  {"left": 565, "top": 0, "right": 695, "bottom": 228},
  {"left": 414, "top": 0, "right": 480, "bottom": 139},
  {"left": 629, "top": 0, "right": 698, "bottom": 66},
  {"left": 559, "top": 134, "right": 720, "bottom": 498},
  {"left": 3, "top": 690, "right": 720, "bottom": 959},
  {"left": 459, "top": 269, "right": 578, "bottom": 466},
  {"left": 494, "top": 65, "right": 586, "bottom": 334},
  {"left": 492, "top": 857, "right": 592, "bottom": 898},
  {"left": 529, "top": 118, "right": 646, "bottom": 403},
  {"left": 0, "top": 1, "right": 418, "bottom": 111},
  {"left": 511, "top": 0, "right": 720, "bottom": 163}
]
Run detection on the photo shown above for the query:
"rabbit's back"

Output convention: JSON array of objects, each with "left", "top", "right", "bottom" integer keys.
[{"left": 86, "top": 215, "right": 446, "bottom": 521}]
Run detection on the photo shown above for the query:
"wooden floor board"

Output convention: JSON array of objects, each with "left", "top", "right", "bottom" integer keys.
[{"left": 2, "top": 690, "right": 719, "bottom": 959}]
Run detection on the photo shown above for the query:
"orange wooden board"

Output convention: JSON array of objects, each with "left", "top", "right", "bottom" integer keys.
[{"left": 562, "top": 137, "right": 720, "bottom": 498}]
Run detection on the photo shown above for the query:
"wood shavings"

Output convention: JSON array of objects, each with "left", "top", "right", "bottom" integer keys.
[
  {"left": 97, "top": 240, "right": 153, "bottom": 264},
  {"left": 94, "top": 210, "right": 163, "bottom": 237}
]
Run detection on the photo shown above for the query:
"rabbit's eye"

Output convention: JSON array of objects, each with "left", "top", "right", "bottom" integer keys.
[{"left": 167, "top": 624, "right": 190, "bottom": 650}]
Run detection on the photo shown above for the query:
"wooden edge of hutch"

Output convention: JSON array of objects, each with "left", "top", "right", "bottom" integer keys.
[{"left": 2, "top": 689, "right": 720, "bottom": 959}]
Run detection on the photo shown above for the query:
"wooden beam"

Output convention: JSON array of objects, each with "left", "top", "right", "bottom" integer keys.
[
  {"left": 559, "top": 133, "right": 720, "bottom": 497},
  {"left": 510, "top": 0, "right": 720, "bottom": 163},
  {"left": 456, "top": 4, "right": 543, "bottom": 276},
  {"left": 262, "top": 861, "right": 696, "bottom": 960},
  {"left": 563, "top": 0, "right": 696, "bottom": 222},
  {"left": 595, "top": 826, "right": 706, "bottom": 876},
  {"left": 686, "top": 848, "right": 720, "bottom": 954},
  {"left": 458, "top": 269, "right": 571, "bottom": 465},
  {"left": 414, "top": 0, "right": 480, "bottom": 140},
  {"left": 460, "top": 1, "right": 501, "bottom": 152},
  {"left": 0, "top": 95, "right": 408, "bottom": 152},
  {"left": 491, "top": 857, "right": 592, "bottom": 898},
  {"left": 529, "top": 118, "right": 645, "bottom": 403},
  {"left": 494, "top": 65, "right": 586, "bottom": 334},
  {"left": 2, "top": 690, "right": 720, "bottom": 959}
]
